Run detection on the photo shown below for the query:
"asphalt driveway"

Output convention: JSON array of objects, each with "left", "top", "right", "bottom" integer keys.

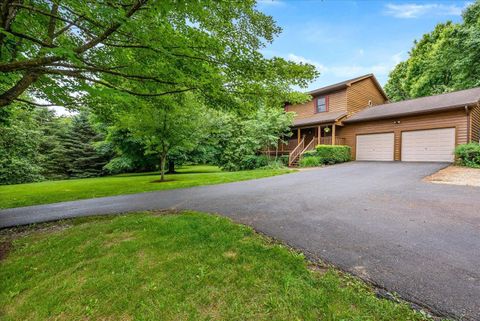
[{"left": 1, "top": 162, "right": 479, "bottom": 320}]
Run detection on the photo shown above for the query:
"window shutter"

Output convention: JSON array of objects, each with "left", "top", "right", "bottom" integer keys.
[{"left": 326, "top": 95, "right": 329, "bottom": 112}]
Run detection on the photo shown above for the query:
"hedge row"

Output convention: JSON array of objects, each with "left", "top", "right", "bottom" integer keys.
[{"left": 300, "top": 145, "right": 351, "bottom": 167}]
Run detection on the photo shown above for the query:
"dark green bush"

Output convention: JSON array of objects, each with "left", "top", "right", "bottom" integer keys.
[
  {"left": 278, "top": 155, "right": 289, "bottom": 166},
  {"left": 238, "top": 155, "right": 270, "bottom": 170},
  {"left": 314, "top": 145, "right": 351, "bottom": 165},
  {"left": 454, "top": 143, "right": 480, "bottom": 168},
  {"left": 299, "top": 156, "right": 322, "bottom": 167}
]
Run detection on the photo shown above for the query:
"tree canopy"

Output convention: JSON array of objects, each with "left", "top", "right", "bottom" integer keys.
[
  {"left": 0, "top": 0, "right": 317, "bottom": 109},
  {"left": 385, "top": 1, "right": 480, "bottom": 101}
]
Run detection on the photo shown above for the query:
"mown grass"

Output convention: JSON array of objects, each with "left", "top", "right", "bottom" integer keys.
[
  {"left": 0, "top": 211, "right": 430, "bottom": 321},
  {"left": 0, "top": 165, "right": 291, "bottom": 209}
]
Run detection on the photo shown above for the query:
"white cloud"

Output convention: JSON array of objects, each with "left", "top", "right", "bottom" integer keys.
[
  {"left": 256, "top": 0, "right": 286, "bottom": 7},
  {"left": 286, "top": 51, "right": 403, "bottom": 79},
  {"left": 286, "top": 53, "right": 328, "bottom": 73},
  {"left": 391, "top": 51, "right": 406, "bottom": 65},
  {"left": 384, "top": 3, "right": 466, "bottom": 19},
  {"left": 285, "top": 50, "right": 405, "bottom": 88}
]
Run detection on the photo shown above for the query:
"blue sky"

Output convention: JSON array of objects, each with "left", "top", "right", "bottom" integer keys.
[{"left": 257, "top": 0, "right": 469, "bottom": 90}]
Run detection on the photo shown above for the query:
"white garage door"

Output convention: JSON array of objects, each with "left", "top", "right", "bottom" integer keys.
[
  {"left": 356, "top": 133, "right": 394, "bottom": 161},
  {"left": 401, "top": 128, "right": 455, "bottom": 162}
]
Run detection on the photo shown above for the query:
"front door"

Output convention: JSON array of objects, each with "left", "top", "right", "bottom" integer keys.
[{"left": 301, "top": 128, "right": 316, "bottom": 144}]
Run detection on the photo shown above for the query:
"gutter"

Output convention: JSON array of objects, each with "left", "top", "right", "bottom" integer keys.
[{"left": 343, "top": 103, "right": 475, "bottom": 124}]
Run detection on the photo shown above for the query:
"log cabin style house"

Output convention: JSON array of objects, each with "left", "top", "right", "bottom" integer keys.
[{"left": 279, "top": 74, "right": 480, "bottom": 166}]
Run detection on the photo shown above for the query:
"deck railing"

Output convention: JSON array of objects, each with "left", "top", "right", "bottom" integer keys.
[
  {"left": 288, "top": 137, "right": 305, "bottom": 166},
  {"left": 318, "top": 137, "right": 345, "bottom": 145}
]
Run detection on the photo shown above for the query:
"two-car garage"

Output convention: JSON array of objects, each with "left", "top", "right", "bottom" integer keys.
[
  {"left": 355, "top": 128, "right": 456, "bottom": 162},
  {"left": 340, "top": 87, "right": 480, "bottom": 163}
]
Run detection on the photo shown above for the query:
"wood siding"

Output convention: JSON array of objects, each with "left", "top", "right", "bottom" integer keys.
[
  {"left": 286, "top": 100, "right": 315, "bottom": 119},
  {"left": 337, "top": 110, "right": 468, "bottom": 160},
  {"left": 286, "top": 90, "right": 347, "bottom": 120},
  {"left": 326, "top": 90, "right": 348, "bottom": 113},
  {"left": 346, "top": 78, "right": 387, "bottom": 116},
  {"left": 286, "top": 76, "right": 386, "bottom": 125},
  {"left": 470, "top": 104, "right": 480, "bottom": 143}
]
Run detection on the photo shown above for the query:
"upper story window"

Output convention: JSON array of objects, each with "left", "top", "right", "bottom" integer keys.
[{"left": 316, "top": 96, "right": 327, "bottom": 113}]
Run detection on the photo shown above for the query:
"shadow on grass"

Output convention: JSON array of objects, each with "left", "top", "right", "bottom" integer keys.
[
  {"left": 150, "top": 179, "right": 176, "bottom": 183},
  {"left": 113, "top": 167, "right": 221, "bottom": 178}
]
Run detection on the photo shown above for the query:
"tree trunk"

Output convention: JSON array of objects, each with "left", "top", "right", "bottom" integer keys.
[
  {"left": 166, "top": 159, "right": 176, "bottom": 174},
  {"left": 0, "top": 72, "right": 40, "bottom": 107},
  {"left": 160, "top": 155, "right": 166, "bottom": 181}
]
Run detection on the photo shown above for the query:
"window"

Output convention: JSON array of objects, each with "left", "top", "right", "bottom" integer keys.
[{"left": 316, "top": 96, "right": 327, "bottom": 113}]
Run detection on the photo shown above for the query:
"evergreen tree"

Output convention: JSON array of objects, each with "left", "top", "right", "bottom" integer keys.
[
  {"left": 63, "top": 112, "right": 111, "bottom": 178},
  {"left": 35, "top": 109, "right": 70, "bottom": 179}
]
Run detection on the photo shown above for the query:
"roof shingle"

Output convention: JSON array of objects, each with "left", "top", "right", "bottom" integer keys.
[
  {"left": 293, "top": 111, "right": 347, "bottom": 127},
  {"left": 344, "top": 87, "right": 480, "bottom": 123},
  {"left": 307, "top": 74, "right": 387, "bottom": 100}
]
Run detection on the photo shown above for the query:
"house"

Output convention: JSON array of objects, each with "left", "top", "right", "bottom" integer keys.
[{"left": 282, "top": 74, "right": 480, "bottom": 166}]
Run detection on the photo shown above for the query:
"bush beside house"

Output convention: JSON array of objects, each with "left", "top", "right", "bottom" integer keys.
[
  {"left": 455, "top": 143, "right": 480, "bottom": 168},
  {"left": 300, "top": 145, "right": 351, "bottom": 167}
]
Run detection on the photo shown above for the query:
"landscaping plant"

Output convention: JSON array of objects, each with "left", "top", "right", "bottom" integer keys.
[
  {"left": 299, "top": 145, "right": 351, "bottom": 167},
  {"left": 454, "top": 143, "right": 480, "bottom": 168}
]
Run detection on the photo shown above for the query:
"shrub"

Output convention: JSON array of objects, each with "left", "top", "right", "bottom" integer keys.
[
  {"left": 302, "top": 150, "right": 317, "bottom": 158},
  {"left": 315, "top": 145, "right": 351, "bottom": 165},
  {"left": 237, "top": 155, "right": 270, "bottom": 170},
  {"left": 454, "top": 143, "right": 480, "bottom": 168},
  {"left": 299, "top": 156, "right": 321, "bottom": 167},
  {"left": 261, "top": 159, "right": 287, "bottom": 169},
  {"left": 278, "top": 155, "right": 289, "bottom": 166}
]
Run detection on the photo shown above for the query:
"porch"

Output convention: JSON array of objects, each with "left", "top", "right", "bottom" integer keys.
[{"left": 263, "top": 123, "right": 346, "bottom": 167}]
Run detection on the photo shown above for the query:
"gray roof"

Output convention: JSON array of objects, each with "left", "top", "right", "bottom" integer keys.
[
  {"left": 344, "top": 87, "right": 480, "bottom": 123},
  {"left": 293, "top": 111, "right": 347, "bottom": 127},
  {"left": 307, "top": 74, "right": 388, "bottom": 100}
]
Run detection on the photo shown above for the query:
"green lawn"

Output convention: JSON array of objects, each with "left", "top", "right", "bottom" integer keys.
[
  {"left": 0, "top": 165, "right": 291, "bottom": 209},
  {"left": 0, "top": 211, "right": 429, "bottom": 321}
]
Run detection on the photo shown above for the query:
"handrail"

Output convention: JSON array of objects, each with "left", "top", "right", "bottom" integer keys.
[
  {"left": 300, "top": 137, "right": 316, "bottom": 155},
  {"left": 288, "top": 137, "right": 305, "bottom": 166}
]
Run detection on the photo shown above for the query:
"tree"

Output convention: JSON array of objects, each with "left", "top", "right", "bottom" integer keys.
[
  {"left": 117, "top": 94, "right": 206, "bottom": 181},
  {"left": 100, "top": 128, "right": 158, "bottom": 174},
  {"left": 212, "top": 107, "right": 294, "bottom": 171},
  {"left": 62, "top": 111, "right": 111, "bottom": 178},
  {"left": 385, "top": 1, "right": 480, "bottom": 101},
  {"left": 34, "top": 108, "right": 70, "bottom": 179},
  {"left": 0, "top": 105, "right": 43, "bottom": 184},
  {"left": 0, "top": 1, "right": 317, "bottom": 109}
]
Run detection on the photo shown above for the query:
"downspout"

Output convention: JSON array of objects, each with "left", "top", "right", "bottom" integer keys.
[{"left": 465, "top": 105, "right": 471, "bottom": 143}]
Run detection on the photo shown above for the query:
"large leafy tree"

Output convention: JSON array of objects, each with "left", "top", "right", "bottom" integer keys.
[
  {"left": 0, "top": 0, "right": 316, "bottom": 109},
  {"left": 385, "top": 1, "right": 480, "bottom": 101},
  {"left": 0, "top": 105, "right": 44, "bottom": 184},
  {"left": 210, "top": 107, "right": 294, "bottom": 171},
  {"left": 115, "top": 93, "right": 207, "bottom": 181}
]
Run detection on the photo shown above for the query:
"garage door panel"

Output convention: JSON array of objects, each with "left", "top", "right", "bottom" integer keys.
[
  {"left": 401, "top": 128, "right": 455, "bottom": 162},
  {"left": 356, "top": 133, "right": 394, "bottom": 161}
]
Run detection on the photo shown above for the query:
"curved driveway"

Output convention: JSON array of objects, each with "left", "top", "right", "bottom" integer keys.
[{"left": 1, "top": 162, "right": 479, "bottom": 320}]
